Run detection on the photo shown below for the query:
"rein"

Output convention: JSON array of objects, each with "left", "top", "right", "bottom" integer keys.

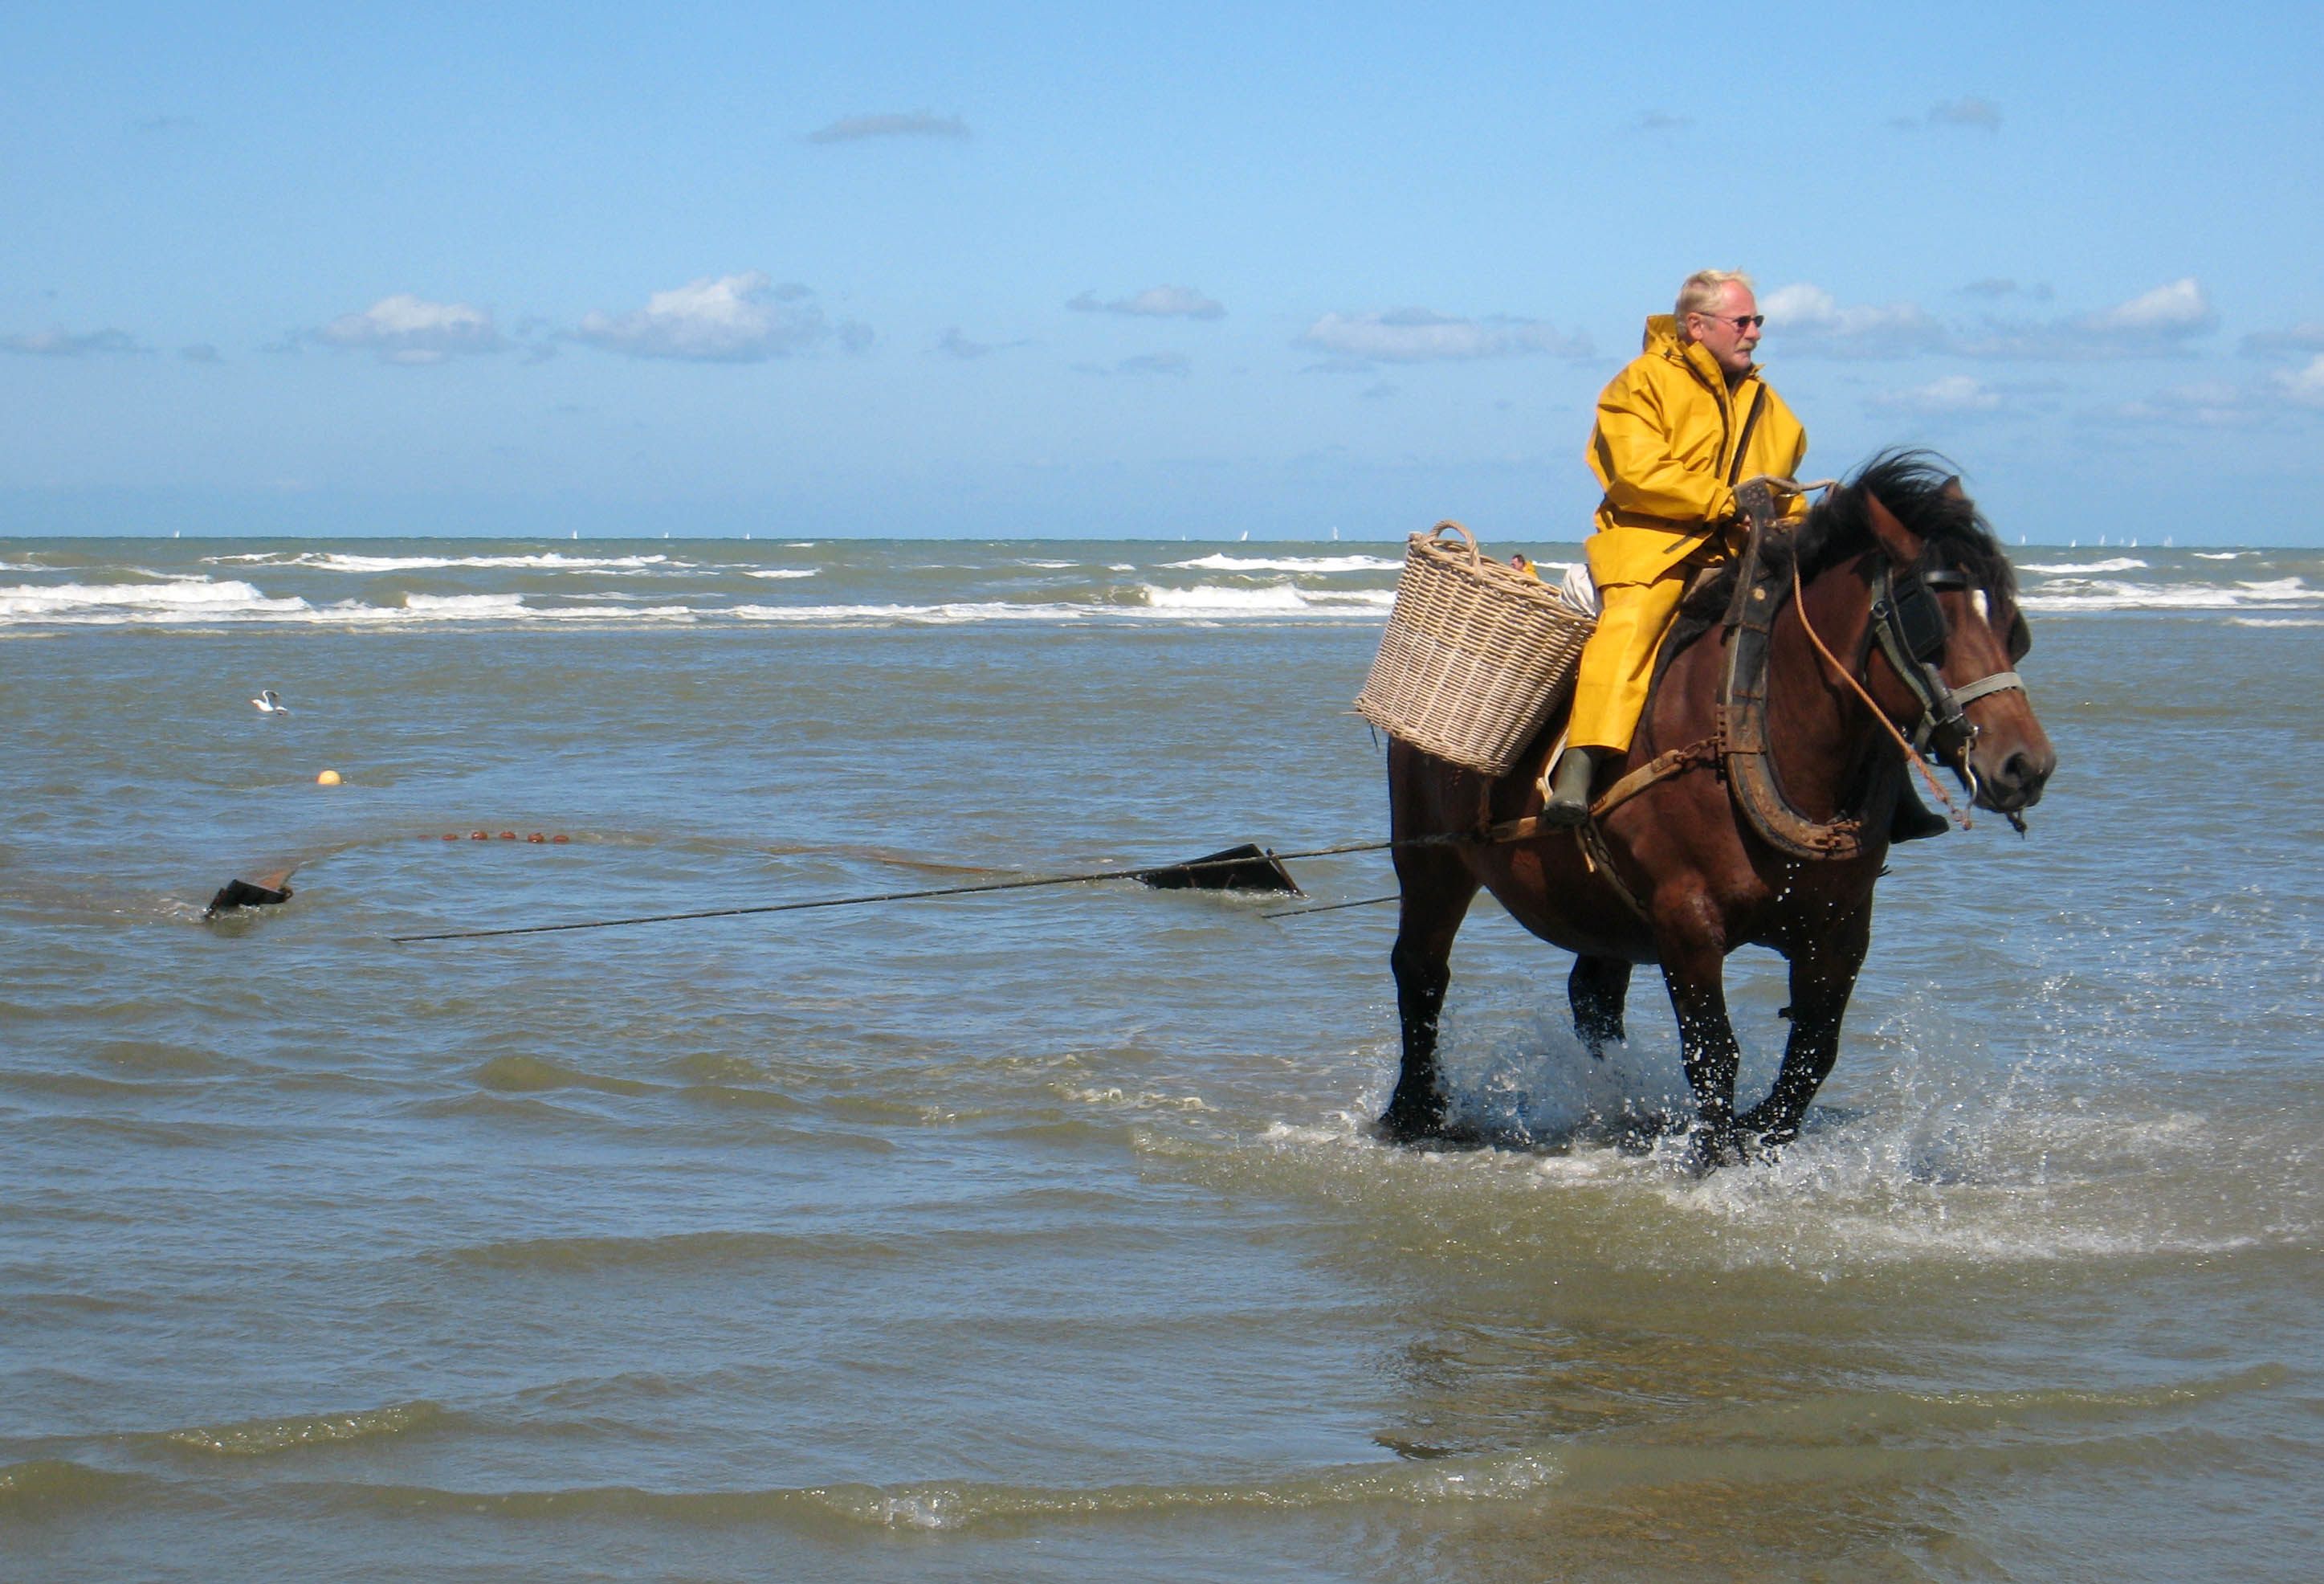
[
  {"left": 1583, "top": 477, "right": 2024, "bottom": 854},
  {"left": 1789, "top": 550, "right": 1966, "bottom": 831}
]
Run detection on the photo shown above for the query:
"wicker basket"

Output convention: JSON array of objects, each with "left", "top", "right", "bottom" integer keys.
[{"left": 1354, "top": 521, "right": 1596, "bottom": 774}]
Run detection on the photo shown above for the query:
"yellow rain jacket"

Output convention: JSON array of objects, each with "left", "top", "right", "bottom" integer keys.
[{"left": 1568, "top": 316, "right": 1808, "bottom": 752}]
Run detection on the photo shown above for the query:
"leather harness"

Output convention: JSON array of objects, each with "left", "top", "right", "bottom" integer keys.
[{"left": 1491, "top": 480, "right": 2029, "bottom": 907}]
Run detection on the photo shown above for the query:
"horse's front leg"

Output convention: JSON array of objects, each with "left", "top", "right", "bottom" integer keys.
[
  {"left": 1380, "top": 853, "right": 1479, "bottom": 1143},
  {"left": 1740, "top": 905, "right": 1870, "bottom": 1148},
  {"left": 1654, "top": 907, "right": 1745, "bottom": 1170},
  {"left": 1568, "top": 954, "right": 1632, "bottom": 1059}
]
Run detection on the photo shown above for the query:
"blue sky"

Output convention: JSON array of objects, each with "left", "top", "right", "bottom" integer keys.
[{"left": 5, "top": 2, "right": 2321, "bottom": 542}]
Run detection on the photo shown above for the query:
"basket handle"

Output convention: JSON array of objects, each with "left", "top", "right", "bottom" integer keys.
[{"left": 1423, "top": 520, "right": 1480, "bottom": 566}]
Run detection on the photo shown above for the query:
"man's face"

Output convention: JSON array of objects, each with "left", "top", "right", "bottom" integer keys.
[{"left": 1686, "top": 284, "right": 1763, "bottom": 378}]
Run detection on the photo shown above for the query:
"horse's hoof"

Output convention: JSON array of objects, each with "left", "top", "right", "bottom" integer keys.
[
  {"left": 1376, "top": 1099, "right": 1447, "bottom": 1145},
  {"left": 1682, "top": 1125, "right": 1747, "bottom": 1175},
  {"left": 1735, "top": 1104, "right": 1803, "bottom": 1153}
]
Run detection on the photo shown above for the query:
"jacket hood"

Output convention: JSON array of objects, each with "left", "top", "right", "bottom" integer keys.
[{"left": 1643, "top": 312, "right": 1756, "bottom": 385}]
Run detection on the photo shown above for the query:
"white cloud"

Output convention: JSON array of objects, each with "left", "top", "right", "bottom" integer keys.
[
  {"left": 1962, "top": 277, "right": 2052, "bottom": 301},
  {"left": 1928, "top": 96, "right": 2001, "bottom": 130},
  {"left": 807, "top": 112, "right": 969, "bottom": 144},
  {"left": 2240, "top": 321, "right": 2324, "bottom": 357},
  {"left": 937, "top": 327, "right": 1029, "bottom": 359},
  {"left": 2, "top": 327, "right": 146, "bottom": 357},
  {"left": 2081, "top": 277, "right": 2214, "bottom": 337},
  {"left": 312, "top": 294, "right": 503, "bottom": 364},
  {"left": 1296, "top": 308, "right": 1588, "bottom": 362},
  {"left": 2275, "top": 355, "right": 2324, "bottom": 408},
  {"left": 1068, "top": 285, "right": 1225, "bottom": 320},
  {"left": 1867, "top": 374, "right": 2004, "bottom": 414},
  {"left": 1760, "top": 284, "right": 1947, "bottom": 358},
  {"left": 1075, "top": 351, "right": 1190, "bottom": 377},
  {"left": 576, "top": 272, "right": 848, "bottom": 362},
  {"left": 2092, "top": 380, "right": 2253, "bottom": 427},
  {"left": 1957, "top": 278, "right": 2218, "bottom": 360}
]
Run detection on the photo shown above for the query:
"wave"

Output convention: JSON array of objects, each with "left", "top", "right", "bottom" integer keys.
[
  {"left": 161, "top": 1400, "right": 452, "bottom": 1457},
  {"left": 2019, "top": 557, "right": 2149, "bottom": 574},
  {"left": 744, "top": 569, "right": 817, "bottom": 580},
  {"left": 0, "top": 1459, "right": 149, "bottom": 1517},
  {"left": 0, "top": 577, "right": 311, "bottom": 623},
  {"left": 206, "top": 552, "right": 681, "bottom": 574},
  {"left": 1166, "top": 553, "right": 1401, "bottom": 573},
  {"left": 2193, "top": 551, "right": 2251, "bottom": 560},
  {"left": 404, "top": 592, "right": 526, "bottom": 617},
  {"left": 2020, "top": 576, "right": 2317, "bottom": 613},
  {"left": 313, "top": 1449, "right": 1563, "bottom": 1530},
  {"left": 1137, "top": 583, "right": 1395, "bottom": 616},
  {"left": 730, "top": 589, "right": 1394, "bottom": 625}
]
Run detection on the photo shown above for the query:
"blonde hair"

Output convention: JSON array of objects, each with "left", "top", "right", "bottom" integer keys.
[{"left": 1675, "top": 269, "right": 1755, "bottom": 337}]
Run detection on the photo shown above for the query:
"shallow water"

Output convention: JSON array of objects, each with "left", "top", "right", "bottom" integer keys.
[{"left": 2, "top": 537, "right": 2318, "bottom": 1581}]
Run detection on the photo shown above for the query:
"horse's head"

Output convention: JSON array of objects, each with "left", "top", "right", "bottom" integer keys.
[{"left": 1822, "top": 455, "right": 2057, "bottom": 816}]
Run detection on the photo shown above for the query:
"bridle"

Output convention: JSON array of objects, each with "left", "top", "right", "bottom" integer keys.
[{"left": 1865, "top": 557, "right": 2028, "bottom": 790}]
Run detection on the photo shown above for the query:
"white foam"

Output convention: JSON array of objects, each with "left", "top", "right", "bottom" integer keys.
[
  {"left": 1138, "top": 583, "right": 1395, "bottom": 617},
  {"left": 2018, "top": 576, "right": 2318, "bottom": 613},
  {"left": 744, "top": 569, "right": 817, "bottom": 580},
  {"left": 404, "top": 592, "right": 525, "bottom": 615},
  {"left": 731, "top": 601, "right": 1070, "bottom": 625},
  {"left": 2192, "top": 551, "right": 2251, "bottom": 560},
  {"left": 1166, "top": 553, "right": 1401, "bottom": 573},
  {"left": 0, "top": 577, "right": 312, "bottom": 625},
  {"left": 2020, "top": 557, "right": 2148, "bottom": 574},
  {"left": 207, "top": 551, "right": 679, "bottom": 574}
]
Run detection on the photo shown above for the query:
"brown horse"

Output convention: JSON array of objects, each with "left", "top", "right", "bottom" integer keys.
[{"left": 1380, "top": 454, "right": 2056, "bottom": 1168}]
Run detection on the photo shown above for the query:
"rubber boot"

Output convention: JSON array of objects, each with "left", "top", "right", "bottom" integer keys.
[
  {"left": 1890, "top": 778, "right": 1951, "bottom": 843},
  {"left": 1541, "top": 747, "right": 1601, "bottom": 828}
]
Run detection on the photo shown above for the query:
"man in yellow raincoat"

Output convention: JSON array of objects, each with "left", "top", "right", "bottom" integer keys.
[{"left": 1543, "top": 269, "right": 1802, "bottom": 826}]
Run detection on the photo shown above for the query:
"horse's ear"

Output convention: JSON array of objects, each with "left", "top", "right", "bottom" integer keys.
[
  {"left": 1863, "top": 490, "right": 1925, "bottom": 566},
  {"left": 1939, "top": 475, "right": 1967, "bottom": 504}
]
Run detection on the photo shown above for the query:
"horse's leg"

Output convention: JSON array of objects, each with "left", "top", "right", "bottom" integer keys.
[
  {"left": 1568, "top": 955, "right": 1632, "bottom": 1059},
  {"left": 1380, "top": 851, "right": 1478, "bottom": 1143},
  {"left": 1740, "top": 905, "right": 1870, "bottom": 1147},
  {"left": 1654, "top": 911, "right": 1746, "bottom": 1170}
]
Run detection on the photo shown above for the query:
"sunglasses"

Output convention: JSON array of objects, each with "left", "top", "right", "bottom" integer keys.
[{"left": 1698, "top": 313, "right": 1764, "bottom": 331}]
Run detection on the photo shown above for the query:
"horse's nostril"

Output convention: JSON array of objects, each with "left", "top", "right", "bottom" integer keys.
[{"left": 1999, "top": 749, "right": 2053, "bottom": 806}]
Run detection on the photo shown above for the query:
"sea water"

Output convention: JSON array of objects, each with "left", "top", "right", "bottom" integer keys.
[{"left": 2, "top": 537, "right": 2318, "bottom": 1581}]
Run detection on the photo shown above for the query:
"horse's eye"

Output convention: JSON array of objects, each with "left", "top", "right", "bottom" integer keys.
[{"left": 2008, "top": 614, "right": 2032, "bottom": 663}]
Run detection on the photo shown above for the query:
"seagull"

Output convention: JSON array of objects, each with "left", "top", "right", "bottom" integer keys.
[{"left": 252, "top": 689, "right": 291, "bottom": 716}]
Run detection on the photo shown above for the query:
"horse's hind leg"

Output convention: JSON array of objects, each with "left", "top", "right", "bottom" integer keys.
[
  {"left": 1380, "top": 851, "right": 1478, "bottom": 1143},
  {"left": 1568, "top": 955, "right": 1632, "bottom": 1059},
  {"left": 1741, "top": 905, "right": 1870, "bottom": 1147}
]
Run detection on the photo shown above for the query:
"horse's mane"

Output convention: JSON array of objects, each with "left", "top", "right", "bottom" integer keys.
[{"left": 1654, "top": 449, "right": 2017, "bottom": 684}]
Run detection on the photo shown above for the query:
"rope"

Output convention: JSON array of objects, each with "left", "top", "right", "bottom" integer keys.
[
  {"left": 1788, "top": 554, "right": 1967, "bottom": 830},
  {"left": 389, "top": 835, "right": 1461, "bottom": 944},
  {"left": 1741, "top": 474, "right": 1967, "bottom": 832}
]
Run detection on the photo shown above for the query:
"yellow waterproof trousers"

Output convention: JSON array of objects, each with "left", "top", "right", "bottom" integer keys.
[{"left": 1565, "top": 570, "right": 1691, "bottom": 753}]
